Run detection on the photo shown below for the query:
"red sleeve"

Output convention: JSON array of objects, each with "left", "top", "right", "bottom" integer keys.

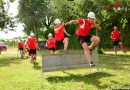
[
  {"left": 111, "top": 31, "right": 114, "bottom": 38},
  {"left": 115, "top": 1, "right": 121, "bottom": 8},
  {"left": 35, "top": 38, "right": 38, "bottom": 48},
  {"left": 78, "top": 19, "right": 83, "bottom": 25}
]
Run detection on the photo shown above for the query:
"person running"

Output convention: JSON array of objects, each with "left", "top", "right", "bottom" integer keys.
[
  {"left": 25, "top": 36, "right": 31, "bottom": 58},
  {"left": 27, "top": 33, "right": 38, "bottom": 66},
  {"left": 111, "top": 26, "right": 126, "bottom": 56},
  {"left": 54, "top": 19, "right": 71, "bottom": 54},
  {"left": 46, "top": 33, "right": 56, "bottom": 54},
  {"left": 66, "top": 12, "right": 101, "bottom": 66},
  {"left": 17, "top": 39, "right": 25, "bottom": 59}
]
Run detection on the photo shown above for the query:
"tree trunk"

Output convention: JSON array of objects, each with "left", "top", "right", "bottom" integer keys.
[{"left": 34, "top": 21, "right": 39, "bottom": 44}]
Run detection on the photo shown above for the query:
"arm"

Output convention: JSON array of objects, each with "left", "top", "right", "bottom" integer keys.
[
  {"left": 66, "top": 20, "right": 79, "bottom": 25},
  {"left": 94, "top": 24, "right": 101, "bottom": 30},
  {"left": 64, "top": 29, "right": 71, "bottom": 36},
  {"left": 45, "top": 42, "right": 48, "bottom": 47}
]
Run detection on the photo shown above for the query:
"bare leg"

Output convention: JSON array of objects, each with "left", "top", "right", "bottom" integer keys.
[
  {"left": 50, "top": 50, "right": 54, "bottom": 54},
  {"left": 82, "top": 42, "right": 93, "bottom": 65},
  {"left": 31, "top": 54, "right": 34, "bottom": 62},
  {"left": 20, "top": 50, "right": 23, "bottom": 58},
  {"left": 89, "top": 36, "right": 100, "bottom": 49},
  {"left": 63, "top": 38, "right": 69, "bottom": 51},
  {"left": 21, "top": 50, "right": 25, "bottom": 58},
  {"left": 33, "top": 54, "right": 37, "bottom": 61},
  {"left": 114, "top": 46, "right": 117, "bottom": 57},
  {"left": 55, "top": 50, "right": 60, "bottom": 54},
  {"left": 119, "top": 42, "right": 126, "bottom": 53}
]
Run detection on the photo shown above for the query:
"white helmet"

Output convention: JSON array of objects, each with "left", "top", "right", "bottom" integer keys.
[
  {"left": 30, "top": 33, "right": 35, "bottom": 36},
  {"left": 48, "top": 33, "right": 53, "bottom": 37},
  {"left": 28, "top": 36, "right": 31, "bottom": 38},
  {"left": 87, "top": 12, "right": 96, "bottom": 19},
  {"left": 114, "top": 26, "right": 117, "bottom": 29},
  {"left": 54, "top": 19, "right": 61, "bottom": 24}
]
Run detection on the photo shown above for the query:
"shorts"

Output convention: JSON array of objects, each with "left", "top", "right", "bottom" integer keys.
[
  {"left": 55, "top": 39, "right": 64, "bottom": 50},
  {"left": 49, "top": 48, "right": 55, "bottom": 51},
  {"left": 29, "top": 49, "right": 37, "bottom": 55},
  {"left": 113, "top": 40, "right": 121, "bottom": 46},
  {"left": 19, "top": 48, "right": 24, "bottom": 51},
  {"left": 77, "top": 35, "right": 92, "bottom": 45}
]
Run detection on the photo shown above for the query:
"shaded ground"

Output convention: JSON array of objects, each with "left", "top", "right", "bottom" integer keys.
[{"left": 0, "top": 48, "right": 130, "bottom": 90}]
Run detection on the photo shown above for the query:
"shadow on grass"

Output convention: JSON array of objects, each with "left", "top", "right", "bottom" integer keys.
[
  {"left": 46, "top": 71, "right": 114, "bottom": 89},
  {"left": 33, "top": 62, "right": 42, "bottom": 70},
  {"left": 99, "top": 54, "right": 130, "bottom": 71},
  {"left": 0, "top": 55, "right": 20, "bottom": 67}
]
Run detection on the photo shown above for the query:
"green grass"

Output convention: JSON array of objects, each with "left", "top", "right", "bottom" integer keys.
[{"left": 0, "top": 48, "right": 130, "bottom": 90}]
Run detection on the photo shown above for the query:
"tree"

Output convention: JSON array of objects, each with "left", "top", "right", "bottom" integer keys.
[
  {"left": 18, "top": 0, "right": 50, "bottom": 40},
  {"left": 0, "top": 0, "right": 15, "bottom": 32}
]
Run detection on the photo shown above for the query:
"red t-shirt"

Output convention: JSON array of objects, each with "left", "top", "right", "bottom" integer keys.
[
  {"left": 111, "top": 30, "right": 121, "bottom": 41},
  {"left": 18, "top": 42, "right": 24, "bottom": 48},
  {"left": 76, "top": 19, "right": 94, "bottom": 36},
  {"left": 46, "top": 38, "right": 56, "bottom": 49},
  {"left": 115, "top": 1, "right": 121, "bottom": 8},
  {"left": 54, "top": 24, "right": 64, "bottom": 41},
  {"left": 27, "top": 37, "right": 37, "bottom": 49}
]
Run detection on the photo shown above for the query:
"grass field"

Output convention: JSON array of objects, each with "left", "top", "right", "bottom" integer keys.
[{"left": 0, "top": 48, "right": 130, "bottom": 90}]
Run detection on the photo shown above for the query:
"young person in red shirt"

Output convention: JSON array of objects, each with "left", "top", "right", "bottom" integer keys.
[
  {"left": 25, "top": 36, "right": 31, "bottom": 58},
  {"left": 111, "top": 26, "right": 126, "bottom": 56},
  {"left": 0, "top": 45, "right": 3, "bottom": 54},
  {"left": 27, "top": 33, "right": 38, "bottom": 65},
  {"left": 66, "top": 12, "right": 101, "bottom": 66},
  {"left": 54, "top": 19, "right": 71, "bottom": 54},
  {"left": 18, "top": 40, "right": 25, "bottom": 59},
  {"left": 46, "top": 33, "right": 56, "bottom": 54}
]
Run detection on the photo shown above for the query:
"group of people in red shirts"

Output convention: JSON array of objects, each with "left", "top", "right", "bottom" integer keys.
[
  {"left": 46, "top": 11, "right": 126, "bottom": 66},
  {"left": 46, "top": 12, "right": 101, "bottom": 66},
  {"left": 46, "top": 19, "right": 71, "bottom": 55},
  {"left": 17, "top": 11, "right": 126, "bottom": 67},
  {"left": 18, "top": 33, "right": 38, "bottom": 66}
]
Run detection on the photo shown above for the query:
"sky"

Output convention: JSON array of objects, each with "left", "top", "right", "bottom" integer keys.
[{"left": 0, "top": 0, "right": 25, "bottom": 39}]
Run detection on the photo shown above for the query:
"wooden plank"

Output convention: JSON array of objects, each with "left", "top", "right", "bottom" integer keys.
[{"left": 42, "top": 51, "right": 98, "bottom": 72}]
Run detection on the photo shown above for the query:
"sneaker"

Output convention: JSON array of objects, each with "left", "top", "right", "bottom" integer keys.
[
  {"left": 122, "top": 50, "right": 126, "bottom": 53},
  {"left": 90, "top": 63, "right": 95, "bottom": 67},
  {"left": 90, "top": 62, "right": 95, "bottom": 67}
]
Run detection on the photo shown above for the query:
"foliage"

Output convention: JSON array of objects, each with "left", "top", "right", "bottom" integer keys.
[
  {"left": 18, "top": 0, "right": 130, "bottom": 48},
  {"left": 0, "top": 0, "right": 15, "bottom": 32},
  {"left": 18, "top": 0, "right": 50, "bottom": 40}
]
